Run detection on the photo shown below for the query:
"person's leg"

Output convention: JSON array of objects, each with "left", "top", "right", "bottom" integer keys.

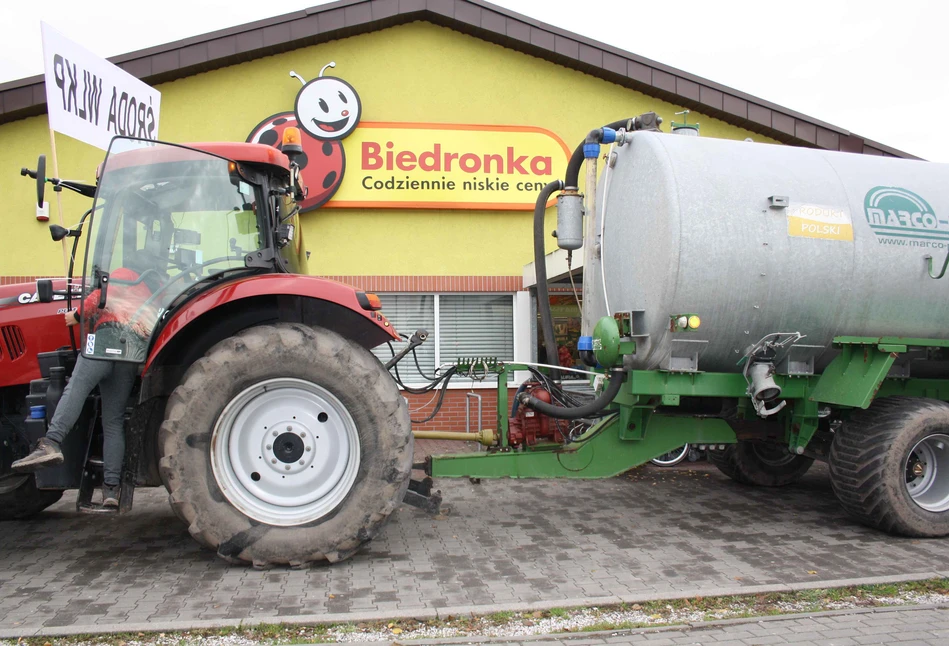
[
  {"left": 98, "top": 361, "right": 138, "bottom": 488},
  {"left": 12, "top": 355, "right": 111, "bottom": 472},
  {"left": 46, "top": 355, "right": 111, "bottom": 443}
]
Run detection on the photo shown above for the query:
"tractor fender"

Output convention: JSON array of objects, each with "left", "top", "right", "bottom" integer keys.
[{"left": 143, "top": 274, "right": 398, "bottom": 378}]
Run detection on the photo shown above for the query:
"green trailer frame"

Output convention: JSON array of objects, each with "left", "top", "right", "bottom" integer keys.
[{"left": 428, "top": 336, "right": 949, "bottom": 479}]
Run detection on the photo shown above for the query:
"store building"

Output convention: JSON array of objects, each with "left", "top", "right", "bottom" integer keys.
[{"left": 0, "top": 0, "right": 916, "bottom": 431}]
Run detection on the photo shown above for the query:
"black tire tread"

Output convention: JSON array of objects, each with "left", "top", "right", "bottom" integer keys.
[
  {"left": 0, "top": 475, "right": 63, "bottom": 520},
  {"left": 158, "top": 323, "right": 413, "bottom": 566},
  {"left": 708, "top": 441, "right": 814, "bottom": 487},
  {"left": 829, "top": 396, "right": 949, "bottom": 537}
]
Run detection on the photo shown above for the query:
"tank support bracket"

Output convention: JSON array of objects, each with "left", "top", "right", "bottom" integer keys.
[{"left": 810, "top": 342, "right": 897, "bottom": 409}]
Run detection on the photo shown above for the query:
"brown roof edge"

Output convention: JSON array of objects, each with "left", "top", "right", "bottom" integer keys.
[{"left": 0, "top": 0, "right": 921, "bottom": 160}]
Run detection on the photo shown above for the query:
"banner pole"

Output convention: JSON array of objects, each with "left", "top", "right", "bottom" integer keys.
[{"left": 47, "top": 127, "right": 70, "bottom": 279}]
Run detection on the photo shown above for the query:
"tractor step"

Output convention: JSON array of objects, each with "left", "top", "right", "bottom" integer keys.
[{"left": 402, "top": 477, "right": 443, "bottom": 515}]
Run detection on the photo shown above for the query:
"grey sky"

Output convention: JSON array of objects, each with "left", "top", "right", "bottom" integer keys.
[{"left": 3, "top": 0, "right": 947, "bottom": 161}]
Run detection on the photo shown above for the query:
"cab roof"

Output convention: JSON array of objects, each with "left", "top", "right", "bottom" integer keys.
[
  {"left": 101, "top": 141, "right": 291, "bottom": 174},
  {"left": 188, "top": 142, "right": 290, "bottom": 170}
]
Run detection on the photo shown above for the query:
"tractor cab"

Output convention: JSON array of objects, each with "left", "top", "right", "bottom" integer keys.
[
  {"left": 75, "top": 137, "right": 307, "bottom": 362},
  {"left": 24, "top": 135, "right": 309, "bottom": 359}
]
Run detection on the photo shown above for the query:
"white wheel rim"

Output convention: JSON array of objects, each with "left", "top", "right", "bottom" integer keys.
[
  {"left": 651, "top": 444, "right": 690, "bottom": 466},
  {"left": 210, "top": 377, "right": 360, "bottom": 526},
  {"left": 905, "top": 433, "right": 949, "bottom": 513}
]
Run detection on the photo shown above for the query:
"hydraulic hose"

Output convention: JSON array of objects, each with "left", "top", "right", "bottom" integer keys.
[
  {"left": 563, "top": 119, "right": 634, "bottom": 189},
  {"left": 534, "top": 179, "right": 564, "bottom": 380},
  {"left": 518, "top": 369, "right": 626, "bottom": 420}
]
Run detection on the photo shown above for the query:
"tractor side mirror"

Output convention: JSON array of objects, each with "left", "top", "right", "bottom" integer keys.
[
  {"left": 19, "top": 154, "right": 47, "bottom": 208},
  {"left": 34, "top": 155, "right": 46, "bottom": 208},
  {"left": 37, "top": 279, "right": 54, "bottom": 303}
]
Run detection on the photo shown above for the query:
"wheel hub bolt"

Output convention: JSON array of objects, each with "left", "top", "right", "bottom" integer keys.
[
  {"left": 287, "top": 425, "right": 292, "bottom": 431},
  {"left": 306, "top": 446, "right": 311, "bottom": 452},
  {"left": 299, "top": 459, "right": 305, "bottom": 465},
  {"left": 271, "top": 458, "right": 277, "bottom": 464},
  {"left": 285, "top": 465, "right": 291, "bottom": 471},
  {"left": 300, "top": 432, "right": 306, "bottom": 438},
  {"left": 272, "top": 430, "right": 278, "bottom": 437},
  {"left": 266, "top": 444, "right": 272, "bottom": 450}
]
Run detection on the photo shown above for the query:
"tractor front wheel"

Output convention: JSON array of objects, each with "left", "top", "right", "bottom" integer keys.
[
  {"left": 158, "top": 323, "right": 413, "bottom": 566},
  {"left": 708, "top": 441, "right": 814, "bottom": 487}
]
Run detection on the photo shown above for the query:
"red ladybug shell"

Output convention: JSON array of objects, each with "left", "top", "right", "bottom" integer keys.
[{"left": 246, "top": 112, "right": 345, "bottom": 211}]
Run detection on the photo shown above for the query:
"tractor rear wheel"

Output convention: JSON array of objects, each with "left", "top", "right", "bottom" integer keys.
[
  {"left": 158, "top": 323, "right": 413, "bottom": 566},
  {"left": 708, "top": 441, "right": 813, "bottom": 487},
  {"left": 0, "top": 474, "right": 63, "bottom": 520},
  {"left": 830, "top": 397, "right": 949, "bottom": 537}
]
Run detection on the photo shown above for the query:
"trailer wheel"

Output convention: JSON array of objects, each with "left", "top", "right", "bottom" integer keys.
[
  {"left": 830, "top": 397, "right": 949, "bottom": 537},
  {"left": 0, "top": 474, "right": 63, "bottom": 520},
  {"left": 158, "top": 323, "right": 413, "bottom": 566},
  {"left": 708, "top": 441, "right": 813, "bottom": 487}
]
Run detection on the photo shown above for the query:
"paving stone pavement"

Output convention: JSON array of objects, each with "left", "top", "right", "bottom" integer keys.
[
  {"left": 2, "top": 461, "right": 949, "bottom": 637},
  {"left": 355, "top": 606, "right": 949, "bottom": 645}
]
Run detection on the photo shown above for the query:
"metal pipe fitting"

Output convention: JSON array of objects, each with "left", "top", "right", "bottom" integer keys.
[{"left": 749, "top": 362, "right": 781, "bottom": 402}]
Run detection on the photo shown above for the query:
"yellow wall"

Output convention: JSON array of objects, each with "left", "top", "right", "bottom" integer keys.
[{"left": 0, "top": 21, "right": 776, "bottom": 278}]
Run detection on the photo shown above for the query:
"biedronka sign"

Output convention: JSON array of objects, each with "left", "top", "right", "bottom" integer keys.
[
  {"left": 41, "top": 22, "right": 161, "bottom": 151},
  {"left": 330, "top": 123, "right": 570, "bottom": 210},
  {"left": 247, "top": 64, "right": 569, "bottom": 211}
]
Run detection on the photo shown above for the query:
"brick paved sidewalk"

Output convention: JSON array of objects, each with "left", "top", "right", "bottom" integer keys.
[
  {"left": 353, "top": 606, "right": 949, "bottom": 646},
  {"left": 2, "top": 460, "right": 949, "bottom": 637}
]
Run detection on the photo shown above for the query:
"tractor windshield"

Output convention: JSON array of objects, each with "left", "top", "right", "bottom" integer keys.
[{"left": 79, "top": 137, "right": 264, "bottom": 363}]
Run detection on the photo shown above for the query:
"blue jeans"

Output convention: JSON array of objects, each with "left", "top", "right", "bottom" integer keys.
[{"left": 46, "top": 355, "right": 137, "bottom": 486}]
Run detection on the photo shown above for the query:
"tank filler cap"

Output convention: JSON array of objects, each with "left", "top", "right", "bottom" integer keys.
[{"left": 578, "top": 336, "right": 593, "bottom": 351}]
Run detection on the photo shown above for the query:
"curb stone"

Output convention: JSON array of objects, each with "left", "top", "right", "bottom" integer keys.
[
  {"left": 1, "top": 572, "right": 946, "bottom": 640},
  {"left": 337, "top": 604, "right": 949, "bottom": 646}
]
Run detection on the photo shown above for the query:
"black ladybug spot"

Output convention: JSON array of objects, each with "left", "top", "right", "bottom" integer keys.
[
  {"left": 259, "top": 129, "right": 279, "bottom": 146},
  {"left": 273, "top": 118, "right": 288, "bottom": 126},
  {"left": 296, "top": 152, "right": 308, "bottom": 170},
  {"left": 322, "top": 171, "right": 337, "bottom": 189},
  {"left": 322, "top": 141, "right": 333, "bottom": 156}
]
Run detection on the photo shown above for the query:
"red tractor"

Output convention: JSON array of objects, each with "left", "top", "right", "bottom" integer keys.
[{"left": 0, "top": 134, "right": 416, "bottom": 566}]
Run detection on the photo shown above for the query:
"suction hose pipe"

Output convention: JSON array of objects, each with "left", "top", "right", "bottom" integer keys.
[
  {"left": 534, "top": 179, "right": 565, "bottom": 380},
  {"left": 518, "top": 368, "right": 626, "bottom": 420}
]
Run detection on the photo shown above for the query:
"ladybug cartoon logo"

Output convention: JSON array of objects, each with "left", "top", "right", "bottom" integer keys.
[
  {"left": 247, "top": 62, "right": 360, "bottom": 211},
  {"left": 295, "top": 62, "right": 361, "bottom": 140}
]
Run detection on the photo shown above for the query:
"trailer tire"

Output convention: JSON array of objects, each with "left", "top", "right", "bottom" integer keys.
[
  {"left": 158, "top": 323, "right": 413, "bottom": 566},
  {"left": 0, "top": 474, "right": 63, "bottom": 520},
  {"left": 830, "top": 397, "right": 949, "bottom": 537},
  {"left": 708, "top": 441, "right": 813, "bottom": 487}
]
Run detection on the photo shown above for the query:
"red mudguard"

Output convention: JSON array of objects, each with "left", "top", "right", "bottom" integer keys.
[{"left": 143, "top": 274, "right": 399, "bottom": 373}]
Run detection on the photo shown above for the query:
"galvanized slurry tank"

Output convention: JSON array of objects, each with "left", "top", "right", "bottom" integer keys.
[{"left": 584, "top": 131, "right": 949, "bottom": 373}]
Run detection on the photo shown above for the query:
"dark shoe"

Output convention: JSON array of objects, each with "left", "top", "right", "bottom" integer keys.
[
  {"left": 102, "top": 484, "right": 120, "bottom": 508},
  {"left": 11, "top": 438, "right": 63, "bottom": 472}
]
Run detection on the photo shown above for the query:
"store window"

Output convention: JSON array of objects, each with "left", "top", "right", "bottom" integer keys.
[
  {"left": 371, "top": 293, "right": 514, "bottom": 385},
  {"left": 541, "top": 295, "right": 583, "bottom": 375}
]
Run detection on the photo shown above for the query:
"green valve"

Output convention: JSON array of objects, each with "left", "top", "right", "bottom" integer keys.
[{"left": 593, "top": 316, "right": 621, "bottom": 368}]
